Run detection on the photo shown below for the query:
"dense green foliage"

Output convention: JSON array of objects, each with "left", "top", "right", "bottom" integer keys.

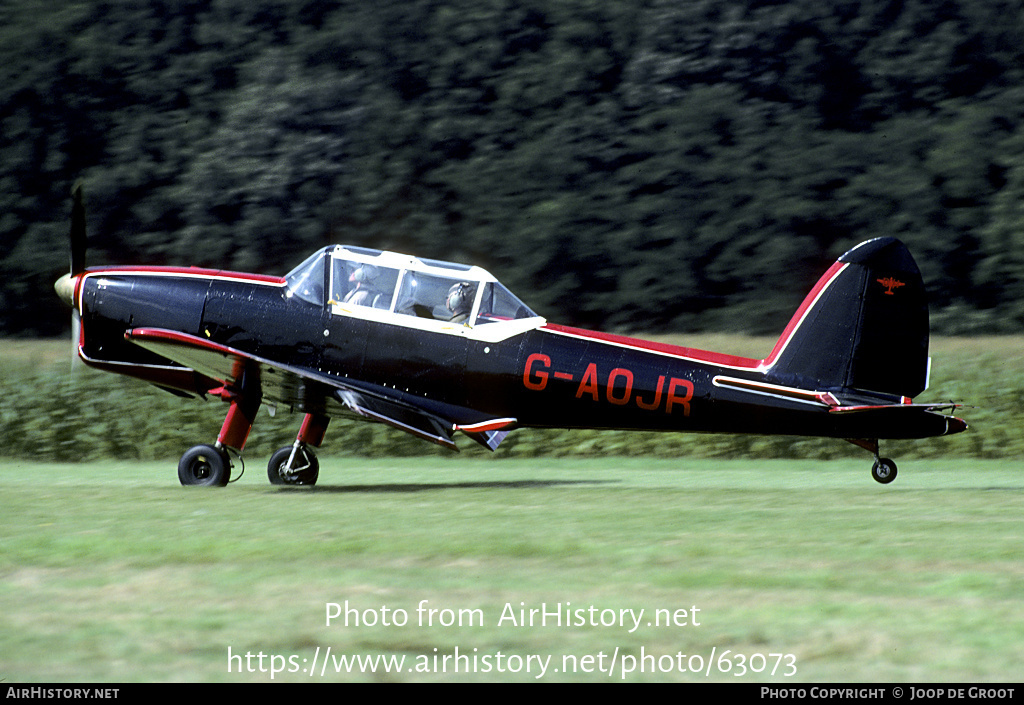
[
  {"left": 0, "top": 337, "right": 1012, "bottom": 461},
  {"left": 4, "top": 0, "right": 1024, "bottom": 336}
]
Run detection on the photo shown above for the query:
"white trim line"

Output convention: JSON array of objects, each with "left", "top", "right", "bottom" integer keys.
[
  {"left": 761, "top": 262, "right": 849, "bottom": 371},
  {"left": 712, "top": 375, "right": 837, "bottom": 408},
  {"left": 329, "top": 301, "right": 546, "bottom": 343}
]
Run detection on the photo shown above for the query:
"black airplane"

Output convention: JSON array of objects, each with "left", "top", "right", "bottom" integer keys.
[{"left": 54, "top": 186, "right": 967, "bottom": 486}]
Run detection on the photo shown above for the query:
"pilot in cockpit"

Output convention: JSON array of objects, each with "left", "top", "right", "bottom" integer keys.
[
  {"left": 343, "top": 265, "right": 384, "bottom": 308},
  {"left": 446, "top": 282, "right": 475, "bottom": 323}
]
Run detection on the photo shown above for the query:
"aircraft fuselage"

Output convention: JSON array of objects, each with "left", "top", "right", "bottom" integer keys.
[{"left": 68, "top": 265, "right": 963, "bottom": 446}]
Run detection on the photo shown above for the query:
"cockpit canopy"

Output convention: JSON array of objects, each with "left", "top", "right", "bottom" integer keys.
[{"left": 285, "top": 245, "right": 539, "bottom": 327}]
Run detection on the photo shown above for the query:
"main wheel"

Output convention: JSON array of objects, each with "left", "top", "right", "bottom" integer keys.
[
  {"left": 871, "top": 457, "right": 898, "bottom": 484},
  {"left": 178, "top": 445, "right": 231, "bottom": 486},
  {"left": 268, "top": 445, "right": 319, "bottom": 486}
]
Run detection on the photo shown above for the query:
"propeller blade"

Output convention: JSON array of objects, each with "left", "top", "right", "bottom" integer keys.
[
  {"left": 70, "top": 181, "right": 86, "bottom": 274},
  {"left": 70, "top": 308, "right": 82, "bottom": 370},
  {"left": 66, "top": 181, "right": 87, "bottom": 370}
]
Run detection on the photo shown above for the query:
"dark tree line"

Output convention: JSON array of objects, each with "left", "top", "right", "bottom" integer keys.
[{"left": 4, "top": 0, "right": 1024, "bottom": 337}]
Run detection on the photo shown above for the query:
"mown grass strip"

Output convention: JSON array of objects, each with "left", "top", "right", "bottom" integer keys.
[{"left": 1, "top": 457, "right": 1021, "bottom": 681}]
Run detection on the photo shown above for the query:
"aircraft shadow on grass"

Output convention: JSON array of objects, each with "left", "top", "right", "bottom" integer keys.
[{"left": 272, "top": 479, "right": 619, "bottom": 493}]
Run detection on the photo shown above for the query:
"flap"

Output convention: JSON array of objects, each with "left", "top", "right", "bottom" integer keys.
[{"left": 125, "top": 327, "right": 514, "bottom": 452}]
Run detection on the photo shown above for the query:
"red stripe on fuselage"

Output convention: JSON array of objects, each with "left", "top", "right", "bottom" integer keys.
[
  {"left": 81, "top": 265, "right": 285, "bottom": 286},
  {"left": 541, "top": 323, "right": 763, "bottom": 370}
]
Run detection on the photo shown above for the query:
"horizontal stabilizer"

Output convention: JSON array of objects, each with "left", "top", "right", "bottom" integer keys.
[
  {"left": 712, "top": 375, "right": 838, "bottom": 408},
  {"left": 830, "top": 402, "right": 964, "bottom": 414}
]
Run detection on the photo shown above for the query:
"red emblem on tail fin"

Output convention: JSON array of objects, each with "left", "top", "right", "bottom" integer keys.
[{"left": 877, "top": 277, "right": 905, "bottom": 295}]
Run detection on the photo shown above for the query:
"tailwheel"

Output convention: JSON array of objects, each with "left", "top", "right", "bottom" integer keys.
[
  {"left": 846, "top": 439, "right": 898, "bottom": 485},
  {"left": 178, "top": 444, "right": 232, "bottom": 487},
  {"left": 871, "top": 457, "right": 898, "bottom": 484},
  {"left": 268, "top": 444, "right": 319, "bottom": 486}
]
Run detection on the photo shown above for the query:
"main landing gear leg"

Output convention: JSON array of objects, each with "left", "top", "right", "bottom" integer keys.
[
  {"left": 178, "top": 391, "right": 261, "bottom": 487},
  {"left": 846, "top": 438, "right": 898, "bottom": 484},
  {"left": 268, "top": 413, "right": 330, "bottom": 486}
]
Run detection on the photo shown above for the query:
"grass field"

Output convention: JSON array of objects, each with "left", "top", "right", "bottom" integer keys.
[{"left": 2, "top": 456, "right": 1022, "bottom": 682}]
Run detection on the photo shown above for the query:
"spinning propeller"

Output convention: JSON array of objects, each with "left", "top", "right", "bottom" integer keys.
[
  {"left": 70, "top": 181, "right": 87, "bottom": 275},
  {"left": 54, "top": 182, "right": 87, "bottom": 365}
]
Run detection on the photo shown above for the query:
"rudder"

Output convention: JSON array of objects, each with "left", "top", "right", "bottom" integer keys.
[{"left": 764, "top": 237, "right": 929, "bottom": 398}]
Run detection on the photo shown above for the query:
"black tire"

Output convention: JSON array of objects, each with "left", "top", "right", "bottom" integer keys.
[
  {"left": 268, "top": 445, "right": 319, "bottom": 486},
  {"left": 178, "top": 445, "right": 231, "bottom": 487},
  {"left": 871, "top": 457, "right": 898, "bottom": 484}
]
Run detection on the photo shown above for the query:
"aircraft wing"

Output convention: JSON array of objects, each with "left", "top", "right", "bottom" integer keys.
[{"left": 124, "top": 327, "right": 515, "bottom": 451}]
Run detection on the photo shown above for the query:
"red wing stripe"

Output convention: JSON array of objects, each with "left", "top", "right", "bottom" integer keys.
[
  {"left": 125, "top": 328, "right": 239, "bottom": 357},
  {"left": 455, "top": 418, "right": 517, "bottom": 433}
]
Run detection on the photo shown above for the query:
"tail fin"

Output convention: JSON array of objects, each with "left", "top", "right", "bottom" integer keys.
[{"left": 764, "top": 237, "right": 929, "bottom": 398}]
